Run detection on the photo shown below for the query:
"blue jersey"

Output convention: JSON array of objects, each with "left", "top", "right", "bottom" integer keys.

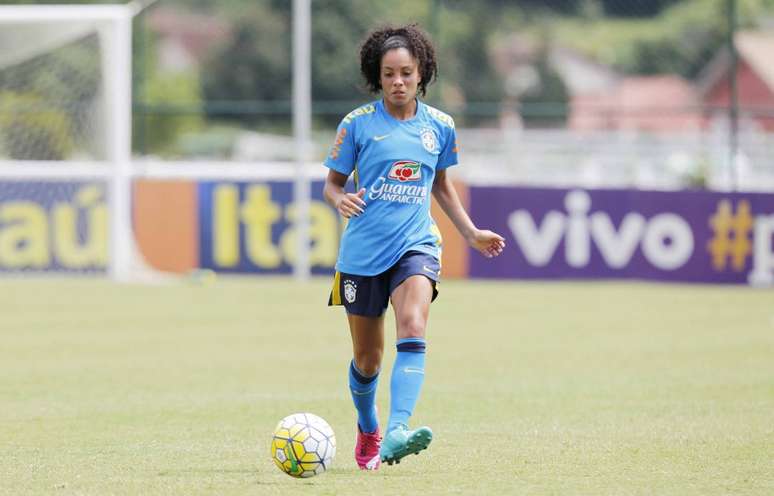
[{"left": 324, "top": 99, "right": 459, "bottom": 276}]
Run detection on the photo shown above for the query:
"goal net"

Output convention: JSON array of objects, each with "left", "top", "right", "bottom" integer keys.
[
  {"left": 0, "top": 3, "right": 320, "bottom": 282},
  {"left": 0, "top": 5, "right": 135, "bottom": 280}
]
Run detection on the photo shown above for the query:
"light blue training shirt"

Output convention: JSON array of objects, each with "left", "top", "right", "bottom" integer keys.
[{"left": 324, "top": 98, "right": 459, "bottom": 276}]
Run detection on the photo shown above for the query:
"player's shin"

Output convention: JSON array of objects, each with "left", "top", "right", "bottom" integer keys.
[
  {"left": 387, "top": 338, "right": 426, "bottom": 433},
  {"left": 348, "top": 360, "right": 379, "bottom": 433}
]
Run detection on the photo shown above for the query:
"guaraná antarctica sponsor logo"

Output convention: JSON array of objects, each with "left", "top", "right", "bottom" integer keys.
[
  {"left": 369, "top": 161, "right": 428, "bottom": 205},
  {"left": 388, "top": 160, "right": 422, "bottom": 182}
]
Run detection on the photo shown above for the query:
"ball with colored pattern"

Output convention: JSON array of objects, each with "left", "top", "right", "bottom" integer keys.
[{"left": 270, "top": 413, "right": 336, "bottom": 478}]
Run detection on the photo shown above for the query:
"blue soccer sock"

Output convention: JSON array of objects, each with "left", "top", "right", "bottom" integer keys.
[
  {"left": 387, "top": 338, "right": 426, "bottom": 433},
  {"left": 349, "top": 360, "right": 379, "bottom": 433}
]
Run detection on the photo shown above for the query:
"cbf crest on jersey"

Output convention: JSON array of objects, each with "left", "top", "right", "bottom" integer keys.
[{"left": 420, "top": 128, "right": 438, "bottom": 153}]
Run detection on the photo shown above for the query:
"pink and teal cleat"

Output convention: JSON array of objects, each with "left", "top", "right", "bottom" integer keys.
[
  {"left": 379, "top": 425, "right": 433, "bottom": 465},
  {"left": 355, "top": 426, "right": 382, "bottom": 470}
]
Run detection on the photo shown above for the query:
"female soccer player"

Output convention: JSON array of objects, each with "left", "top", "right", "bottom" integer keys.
[{"left": 323, "top": 23, "right": 505, "bottom": 470}]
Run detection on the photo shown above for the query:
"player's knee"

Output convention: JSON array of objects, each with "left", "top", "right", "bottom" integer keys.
[
  {"left": 397, "top": 315, "right": 426, "bottom": 339},
  {"left": 354, "top": 350, "right": 382, "bottom": 376}
]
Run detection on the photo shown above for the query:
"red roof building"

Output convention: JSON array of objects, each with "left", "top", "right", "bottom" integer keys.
[
  {"left": 569, "top": 75, "right": 703, "bottom": 132},
  {"left": 698, "top": 31, "right": 774, "bottom": 132}
]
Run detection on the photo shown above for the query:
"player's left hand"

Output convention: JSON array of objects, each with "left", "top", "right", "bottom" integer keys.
[{"left": 468, "top": 230, "right": 506, "bottom": 258}]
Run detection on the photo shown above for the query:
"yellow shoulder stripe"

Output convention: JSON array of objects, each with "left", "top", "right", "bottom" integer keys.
[{"left": 342, "top": 104, "right": 376, "bottom": 124}]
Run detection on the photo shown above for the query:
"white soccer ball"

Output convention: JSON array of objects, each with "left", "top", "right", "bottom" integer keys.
[{"left": 270, "top": 413, "right": 336, "bottom": 478}]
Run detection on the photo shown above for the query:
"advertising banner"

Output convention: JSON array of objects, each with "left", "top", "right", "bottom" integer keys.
[
  {"left": 0, "top": 181, "right": 107, "bottom": 273},
  {"left": 198, "top": 181, "right": 341, "bottom": 274},
  {"left": 6, "top": 179, "right": 773, "bottom": 285},
  {"left": 469, "top": 187, "right": 774, "bottom": 285}
]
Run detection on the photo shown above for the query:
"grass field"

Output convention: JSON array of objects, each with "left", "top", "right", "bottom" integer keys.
[{"left": 2, "top": 277, "right": 773, "bottom": 495}]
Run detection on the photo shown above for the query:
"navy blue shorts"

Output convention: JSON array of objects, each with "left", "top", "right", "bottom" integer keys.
[{"left": 328, "top": 250, "right": 440, "bottom": 317}]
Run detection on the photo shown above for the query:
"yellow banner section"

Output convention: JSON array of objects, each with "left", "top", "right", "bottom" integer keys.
[
  {"left": 0, "top": 184, "right": 106, "bottom": 271},
  {"left": 0, "top": 180, "right": 471, "bottom": 277}
]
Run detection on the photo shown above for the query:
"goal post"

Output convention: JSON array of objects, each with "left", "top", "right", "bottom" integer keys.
[
  {"left": 0, "top": 4, "right": 133, "bottom": 281},
  {"left": 0, "top": 3, "right": 318, "bottom": 282}
]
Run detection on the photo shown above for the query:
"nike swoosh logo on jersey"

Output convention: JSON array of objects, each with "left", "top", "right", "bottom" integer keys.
[{"left": 373, "top": 134, "right": 391, "bottom": 141}]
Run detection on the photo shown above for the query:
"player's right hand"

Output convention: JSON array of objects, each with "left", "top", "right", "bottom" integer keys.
[{"left": 336, "top": 188, "right": 366, "bottom": 218}]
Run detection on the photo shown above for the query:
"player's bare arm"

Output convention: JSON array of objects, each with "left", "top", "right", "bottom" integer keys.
[
  {"left": 431, "top": 169, "right": 505, "bottom": 258},
  {"left": 324, "top": 169, "right": 366, "bottom": 218}
]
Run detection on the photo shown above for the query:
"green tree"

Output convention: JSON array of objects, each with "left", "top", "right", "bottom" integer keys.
[
  {"left": 134, "top": 70, "right": 204, "bottom": 156},
  {"left": 0, "top": 35, "right": 100, "bottom": 159},
  {"left": 602, "top": 0, "right": 686, "bottom": 17},
  {"left": 199, "top": 0, "right": 506, "bottom": 125},
  {"left": 616, "top": 0, "right": 730, "bottom": 78},
  {"left": 519, "top": 49, "right": 569, "bottom": 127},
  {"left": 0, "top": 92, "right": 73, "bottom": 159},
  {"left": 0, "top": 0, "right": 122, "bottom": 3},
  {"left": 436, "top": 3, "right": 505, "bottom": 124},
  {"left": 200, "top": 3, "right": 291, "bottom": 128}
]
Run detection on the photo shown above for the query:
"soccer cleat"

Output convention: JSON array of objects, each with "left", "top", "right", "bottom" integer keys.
[
  {"left": 379, "top": 425, "right": 432, "bottom": 465},
  {"left": 355, "top": 425, "right": 382, "bottom": 470}
]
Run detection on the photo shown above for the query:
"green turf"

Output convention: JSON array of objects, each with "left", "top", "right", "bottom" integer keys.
[{"left": 2, "top": 277, "right": 773, "bottom": 495}]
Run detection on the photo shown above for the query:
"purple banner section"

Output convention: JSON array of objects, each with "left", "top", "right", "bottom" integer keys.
[{"left": 469, "top": 187, "right": 774, "bottom": 284}]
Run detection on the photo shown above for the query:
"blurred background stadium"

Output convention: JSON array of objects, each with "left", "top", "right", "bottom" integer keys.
[{"left": 1, "top": 0, "right": 774, "bottom": 284}]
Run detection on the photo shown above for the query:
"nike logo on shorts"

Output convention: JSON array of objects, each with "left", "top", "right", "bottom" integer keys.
[
  {"left": 373, "top": 134, "right": 391, "bottom": 141},
  {"left": 423, "top": 265, "right": 437, "bottom": 274}
]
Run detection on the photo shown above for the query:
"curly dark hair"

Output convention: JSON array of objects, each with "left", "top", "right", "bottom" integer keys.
[{"left": 359, "top": 23, "right": 438, "bottom": 97}]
